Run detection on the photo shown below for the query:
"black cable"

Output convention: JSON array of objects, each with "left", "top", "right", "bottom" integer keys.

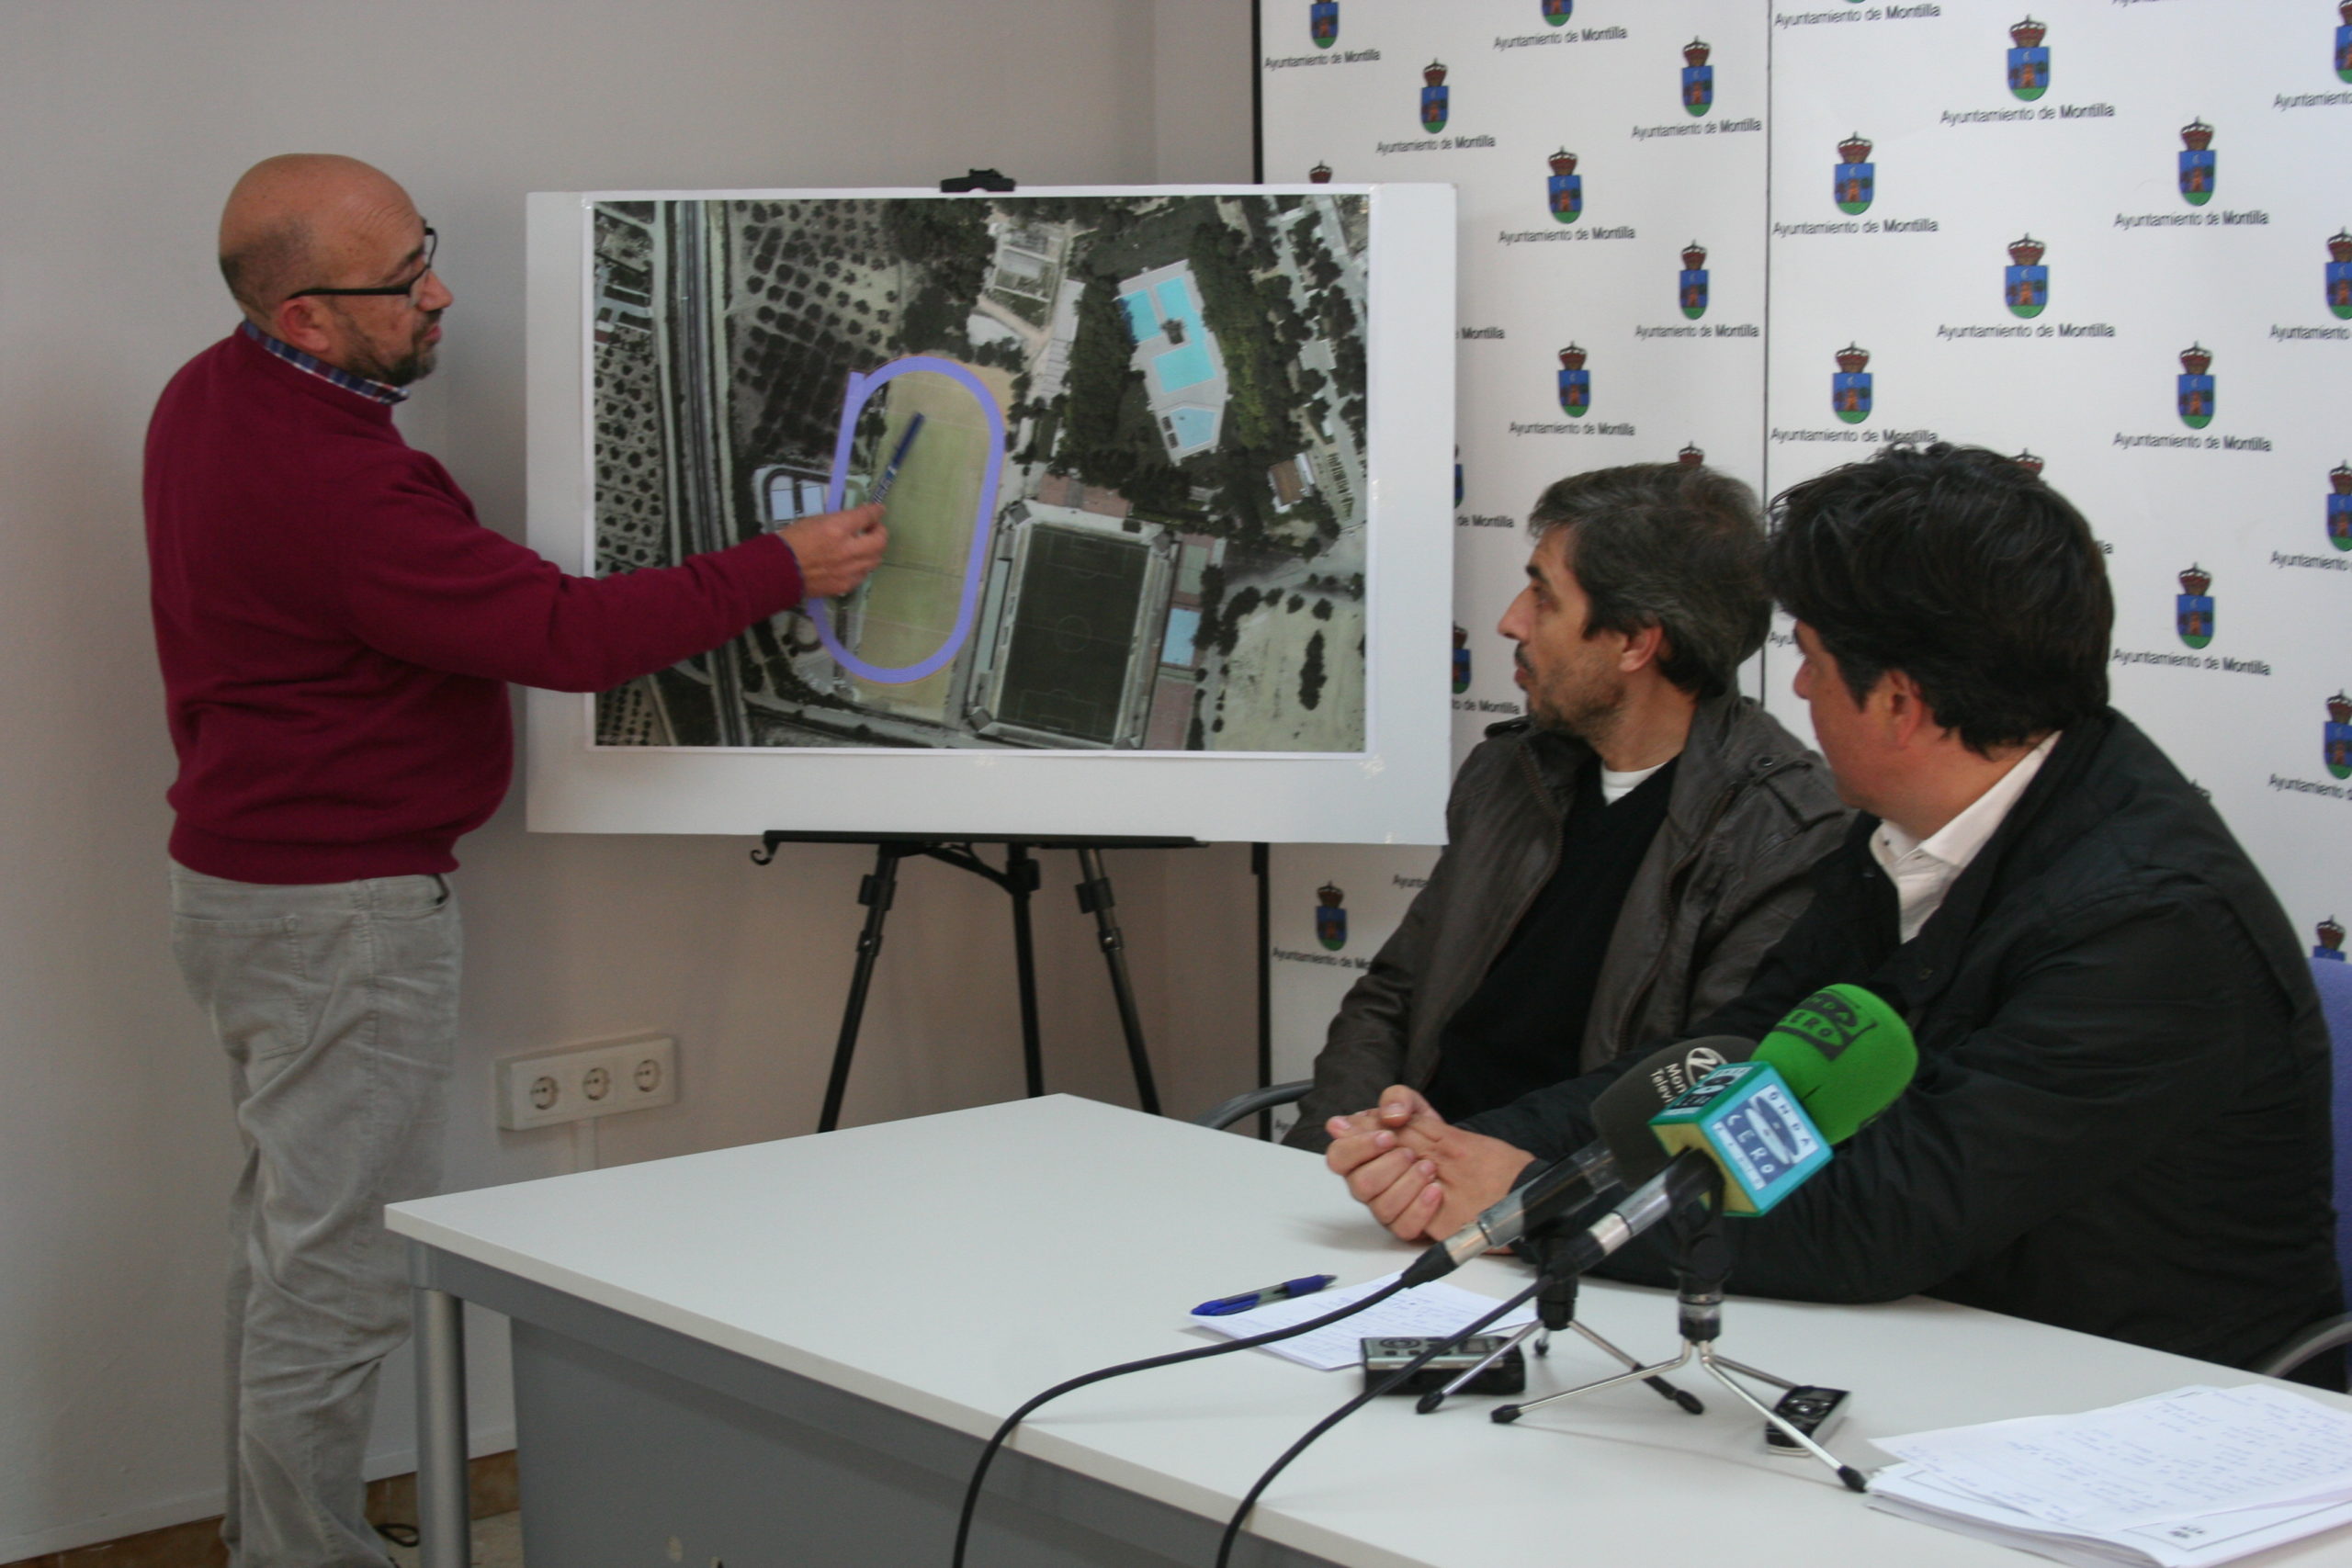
[
  {"left": 1213, "top": 1280, "right": 1545, "bottom": 1568},
  {"left": 951, "top": 1279, "right": 1410, "bottom": 1568}
]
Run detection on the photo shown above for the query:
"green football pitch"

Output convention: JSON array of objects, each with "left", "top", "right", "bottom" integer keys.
[{"left": 995, "top": 526, "right": 1147, "bottom": 744}]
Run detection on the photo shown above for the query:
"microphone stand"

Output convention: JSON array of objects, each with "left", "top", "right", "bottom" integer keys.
[
  {"left": 1415, "top": 1226, "right": 1704, "bottom": 1416},
  {"left": 1488, "top": 1176, "right": 1870, "bottom": 1493}
]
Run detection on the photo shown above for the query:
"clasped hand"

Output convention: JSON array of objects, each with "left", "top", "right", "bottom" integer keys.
[{"left": 1322, "top": 1088, "right": 1533, "bottom": 1242}]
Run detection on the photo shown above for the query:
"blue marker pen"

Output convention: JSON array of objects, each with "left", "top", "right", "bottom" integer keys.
[
  {"left": 866, "top": 412, "right": 925, "bottom": 505},
  {"left": 1191, "top": 1273, "right": 1339, "bottom": 1317}
]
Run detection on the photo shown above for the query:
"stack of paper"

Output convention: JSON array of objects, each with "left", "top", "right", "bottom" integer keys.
[
  {"left": 1868, "top": 1384, "right": 2352, "bottom": 1567},
  {"left": 1193, "top": 1271, "right": 1536, "bottom": 1371}
]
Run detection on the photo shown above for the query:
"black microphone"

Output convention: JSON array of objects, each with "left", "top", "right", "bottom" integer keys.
[
  {"left": 1589, "top": 1034, "right": 1757, "bottom": 1184},
  {"left": 1399, "top": 1037, "right": 1756, "bottom": 1286},
  {"left": 1532, "top": 994, "right": 1925, "bottom": 1281},
  {"left": 1533, "top": 1149, "right": 1727, "bottom": 1282}
]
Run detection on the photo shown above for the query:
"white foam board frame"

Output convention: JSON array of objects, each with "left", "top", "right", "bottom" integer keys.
[{"left": 524, "top": 184, "right": 1454, "bottom": 845}]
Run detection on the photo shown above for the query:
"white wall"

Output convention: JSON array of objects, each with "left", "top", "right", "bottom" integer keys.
[
  {"left": 0, "top": 1, "right": 1255, "bottom": 1555},
  {"left": 1253, "top": 1, "right": 2352, "bottom": 1078}
]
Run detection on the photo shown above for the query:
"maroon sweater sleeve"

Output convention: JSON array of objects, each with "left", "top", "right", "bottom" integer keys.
[{"left": 336, "top": 450, "right": 804, "bottom": 693}]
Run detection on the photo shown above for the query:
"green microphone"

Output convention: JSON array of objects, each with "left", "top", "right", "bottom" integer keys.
[{"left": 1752, "top": 984, "right": 1918, "bottom": 1144}]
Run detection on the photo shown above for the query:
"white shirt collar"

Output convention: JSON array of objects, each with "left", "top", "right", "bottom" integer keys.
[
  {"left": 1598, "top": 759, "right": 1668, "bottom": 806},
  {"left": 1871, "top": 731, "right": 2059, "bottom": 942}
]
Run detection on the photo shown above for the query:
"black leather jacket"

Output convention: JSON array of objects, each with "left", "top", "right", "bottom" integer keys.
[
  {"left": 1466, "top": 709, "right": 2342, "bottom": 1378},
  {"left": 1285, "top": 694, "right": 1849, "bottom": 1149}
]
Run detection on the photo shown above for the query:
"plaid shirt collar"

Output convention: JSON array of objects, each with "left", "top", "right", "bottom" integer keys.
[{"left": 240, "top": 321, "right": 408, "bottom": 405}]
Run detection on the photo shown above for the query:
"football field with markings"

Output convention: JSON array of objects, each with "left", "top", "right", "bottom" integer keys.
[{"left": 995, "top": 526, "right": 1148, "bottom": 745}]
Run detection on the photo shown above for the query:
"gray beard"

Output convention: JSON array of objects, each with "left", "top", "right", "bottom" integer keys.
[
  {"left": 324, "top": 302, "right": 439, "bottom": 387},
  {"left": 349, "top": 338, "right": 436, "bottom": 388}
]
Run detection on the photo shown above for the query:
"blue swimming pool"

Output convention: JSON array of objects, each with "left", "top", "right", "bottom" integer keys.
[
  {"left": 1150, "top": 279, "right": 1216, "bottom": 389},
  {"left": 1165, "top": 406, "right": 1217, "bottom": 449},
  {"left": 1119, "top": 291, "right": 1157, "bottom": 344},
  {"left": 1154, "top": 343, "right": 1216, "bottom": 391},
  {"left": 1161, "top": 605, "right": 1201, "bottom": 665},
  {"left": 1117, "top": 275, "right": 1218, "bottom": 391}
]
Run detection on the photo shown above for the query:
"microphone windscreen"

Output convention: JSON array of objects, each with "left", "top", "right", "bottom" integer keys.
[
  {"left": 1753, "top": 984, "right": 1918, "bottom": 1143},
  {"left": 1591, "top": 1035, "right": 1757, "bottom": 1183}
]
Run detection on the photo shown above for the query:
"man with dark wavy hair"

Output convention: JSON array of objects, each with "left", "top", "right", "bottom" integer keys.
[
  {"left": 1326, "top": 444, "right": 2340, "bottom": 1381},
  {"left": 1286, "top": 461, "right": 1847, "bottom": 1149}
]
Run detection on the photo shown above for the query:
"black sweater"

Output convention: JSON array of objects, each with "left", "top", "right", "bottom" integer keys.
[
  {"left": 1424, "top": 758, "right": 1675, "bottom": 1121},
  {"left": 1464, "top": 710, "right": 2342, "bottom": 1380}
]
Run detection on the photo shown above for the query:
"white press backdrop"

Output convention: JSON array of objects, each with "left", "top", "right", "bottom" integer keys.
[{"left": 1258, "top": 0, "right": 2351, "bottom": 1138}]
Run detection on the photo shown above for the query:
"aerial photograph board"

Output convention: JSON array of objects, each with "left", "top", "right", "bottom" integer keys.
[{"left": 587, "top": 190, "right": 1372, "bottom": 754}]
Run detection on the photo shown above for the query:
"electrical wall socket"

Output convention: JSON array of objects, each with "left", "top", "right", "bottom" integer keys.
[{"left": 496, "top": 1034, "right": 678, "bottom": 1131}]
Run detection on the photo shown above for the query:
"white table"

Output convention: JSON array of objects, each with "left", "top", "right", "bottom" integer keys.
[{"left": 388, "top": 1094, "right": 2352, "bottom": 1568}]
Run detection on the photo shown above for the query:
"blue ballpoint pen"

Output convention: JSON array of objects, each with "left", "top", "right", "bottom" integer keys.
[
  {"left": 865, "top": 413, "right": 925, "bottom": 505},
  {"left": 1191, "top": 1273, "right": 1339, "bottom": 1316}
]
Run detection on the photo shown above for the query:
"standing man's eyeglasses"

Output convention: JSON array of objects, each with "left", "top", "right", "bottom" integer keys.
[{"left": 284, "top": 227, "right": 438, "bottom": 303}]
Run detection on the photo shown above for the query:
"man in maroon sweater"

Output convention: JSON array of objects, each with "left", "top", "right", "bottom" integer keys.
[{"left": 146, "top": 154, "right": 886, "bottom": 1567}]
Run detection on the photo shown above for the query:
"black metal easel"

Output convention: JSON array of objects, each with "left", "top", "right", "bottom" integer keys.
[{"left": 752, "top": 832, "right": 1201, "bottom": 1132}]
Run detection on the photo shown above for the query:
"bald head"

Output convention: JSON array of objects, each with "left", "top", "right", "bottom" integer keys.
[
  {"left": 217, "top": 154, "right": 448, "bottom": 386},
  {"left": 218, "top": 154, "right": 416, "bottom": 319}
]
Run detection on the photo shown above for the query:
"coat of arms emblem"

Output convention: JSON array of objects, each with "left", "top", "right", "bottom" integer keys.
[
  {"left": 1420, "top": 62, "right": 1450, "bottom": 133},
  {"left": 1679, "top": 243, "right": 1709, "bottom": 320},
  {"left": 1833, "top": 344, "right": 1872, "bottom": 424},
  {"left": 2175, "top": 565, "right": 2214, "bottom": 650},
  {"left": 2177, "top": 344, "right": 2214, "bottom": 430},
  {"left": 2005, "top": 235, "right": 2048, "bottom": 319},
  {"left": 1557, "top": 344, "right": 1591, "bottom": 417},
  {"left": 1682, "top": 39, "right": 1714, "bottom": 117},
  {"left": 1547, "top": 149, "right": 1583, "bottom": 224},
  {"left": 1835, "top": 134, "right": 1874, "bottom": 216},
  {"left": 1316, "top": 883, "right": 1349, "bottom": 951},
  {"left": 2007, "top": 17, "right": 2050, "bottom": 101},
  {"left": 2178, "top": 119, "right": 2216, "bottom": 207}
]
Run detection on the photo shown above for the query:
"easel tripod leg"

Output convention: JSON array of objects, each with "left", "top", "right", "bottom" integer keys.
[
  {"left": 1074, "top": 847, "right": 1159, "bottom": 1114},
  {"left": 820, "top": 844, "right": 904, "bottom": 1133},
  {"left": 1006, "top": 844, "right": 1044, "bottom": 1098}
]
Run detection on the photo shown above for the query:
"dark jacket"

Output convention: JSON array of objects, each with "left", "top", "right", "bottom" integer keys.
[
  {"left": 1285, "top": 694, "right": 1849, "bottom": 1149},
  {"left": 1464, "top": 710, "right": 2342, "bottom": 1377}
]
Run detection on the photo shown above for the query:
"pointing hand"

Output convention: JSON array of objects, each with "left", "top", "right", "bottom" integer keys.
[{"left": 778, "top": 504, "right": 888, "bottom": 600}]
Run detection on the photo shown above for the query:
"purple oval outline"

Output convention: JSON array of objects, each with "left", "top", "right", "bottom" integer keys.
[{"left": 810, "top": 355, "right": 1006, "bottom": 684}]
